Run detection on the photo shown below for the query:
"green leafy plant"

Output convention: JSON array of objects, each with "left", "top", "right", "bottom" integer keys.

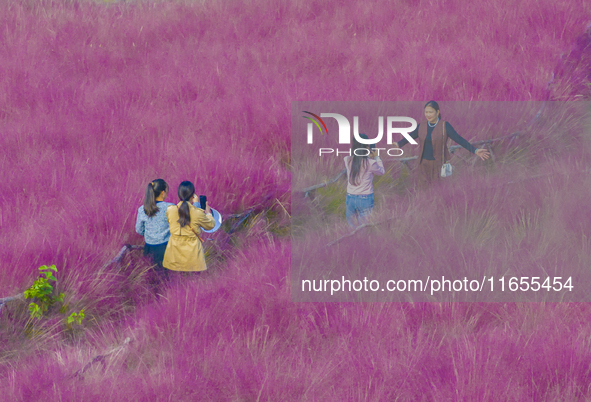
[
  {"left": 23, "top": 265, "right": 64, "bottom": 319},
  {"left": 67, "top": 308, "right": 85, "bottom": 326}
]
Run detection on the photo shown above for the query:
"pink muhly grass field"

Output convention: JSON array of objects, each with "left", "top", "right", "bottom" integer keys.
[{"left": 1, "top": 0, "right": 591, "bottom": 400}]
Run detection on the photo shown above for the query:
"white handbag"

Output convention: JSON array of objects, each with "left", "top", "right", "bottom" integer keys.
[
  {"left": 441, "top": 163, "right": 452, "bottom": 177},
  {"left": 440, "top": 121, "right": 453, "bottom": 177}
]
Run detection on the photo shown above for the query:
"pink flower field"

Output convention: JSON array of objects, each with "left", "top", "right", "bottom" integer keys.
[{"left": 1, "top": 0, "right": 591, "bottom": 400}]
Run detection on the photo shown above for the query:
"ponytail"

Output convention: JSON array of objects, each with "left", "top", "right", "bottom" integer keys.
[
  {"left": 178, "top": 201, "right": 191, "bottom": 227},
  {"left": 177, "top": 181, "right": 195, "bottom": 227},
  {"left": 144, "top": 179, "right": 168, "bottom": 217}
]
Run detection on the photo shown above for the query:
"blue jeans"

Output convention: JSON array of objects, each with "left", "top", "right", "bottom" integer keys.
[{"left": 346, "top": 193, "right": 374, "bottom": 228}]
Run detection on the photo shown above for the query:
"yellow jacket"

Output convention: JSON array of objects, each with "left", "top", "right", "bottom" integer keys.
[{"left": 162, "top": 202, "right": 216, "bottom": 272}]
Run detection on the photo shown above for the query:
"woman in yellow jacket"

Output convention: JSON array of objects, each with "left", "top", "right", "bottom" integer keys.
[{"left": 163, "top": 181, "right": 216, "bottom": 273}]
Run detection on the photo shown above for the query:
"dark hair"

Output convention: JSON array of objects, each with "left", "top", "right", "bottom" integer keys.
[
  {"left": 177, "top": 181, "right": 195, "bottom": 227},
  {"left": 144, "top": 179, "right": 168, "bottom": 217},
  {"left": 424, "top": 100, "right": 442, "bottom": 119},
  {"left": 348, "top": 134, "right": 371, "bottom": 186}
]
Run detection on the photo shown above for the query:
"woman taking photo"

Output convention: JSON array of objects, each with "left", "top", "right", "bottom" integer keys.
[
  {"left": 394, "top": 101, "right": 490, "bottom": 186},
  {"left": 344, "top": 134, "right": 385, "bottom": 228},
  {"left": 135, "top": 179, "right": 175, "bottom": 281},
  {"left": 163, "top": 181, "right": 216, "bottom": 274}
]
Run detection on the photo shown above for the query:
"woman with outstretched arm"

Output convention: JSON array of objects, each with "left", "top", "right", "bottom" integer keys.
[{"left": 394, "top": 101, "right": 490, "bottom": 186}]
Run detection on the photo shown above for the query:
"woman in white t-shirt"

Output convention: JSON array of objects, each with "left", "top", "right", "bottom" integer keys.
[{"left": 343, "top": 134, "right": 385, "bottom": 228}]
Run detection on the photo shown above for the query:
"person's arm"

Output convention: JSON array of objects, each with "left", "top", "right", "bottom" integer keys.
[
  {"left": 395, "top": 124, "right": 420, "bottom": 148},
  {"left": 369, "top": 154, "right": 385, "bottom": 175},
  {"left": 192, "top": 208, "right": 216, "bottom": 232},
  {"left": 135, "top": 209, "right": 145, "bottom": 236},
  {"left": 445, "top": 122, "right": 476, "bottom": 153}
]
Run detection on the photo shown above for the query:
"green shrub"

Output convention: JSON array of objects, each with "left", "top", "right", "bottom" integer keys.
[
  {"left": 23, "top": 265, "right": 64, "bottom": 319},
  {"left": 67, "top": 309, "right": 85, "bottom": 326}
]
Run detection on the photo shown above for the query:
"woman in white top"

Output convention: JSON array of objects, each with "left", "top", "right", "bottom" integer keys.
[
  {"left": 343, "top": 134, "right": 385, "bottom": 228},
  {"left": 135, "top": 179, "right": 175, "bottom": 275}
]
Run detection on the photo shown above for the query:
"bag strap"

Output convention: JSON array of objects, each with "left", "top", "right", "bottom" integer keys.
[
  {"left": 191, "top": 226, "right": 205, "bottom": 243},
  {"left": 189, "top": 207, "right": 205, "bottom": 243},
  {"left": 189, "top": 206, "right": 206, "bottom": 243},
  {"left": 442, "top": 120, "right": 447, "bottom": 163}
]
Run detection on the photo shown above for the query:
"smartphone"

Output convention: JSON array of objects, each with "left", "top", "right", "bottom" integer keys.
[{"left": 199, "top": 195, "right": 207, "bottom": 210}]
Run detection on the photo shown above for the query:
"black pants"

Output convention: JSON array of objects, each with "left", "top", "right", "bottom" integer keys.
[{"left": 144, "top": 242, "right": 170, "bottom": 283}]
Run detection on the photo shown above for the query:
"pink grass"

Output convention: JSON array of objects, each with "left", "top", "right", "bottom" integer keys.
[{"left": 1, "top": 0, "right": 591, "bottom": 400}]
